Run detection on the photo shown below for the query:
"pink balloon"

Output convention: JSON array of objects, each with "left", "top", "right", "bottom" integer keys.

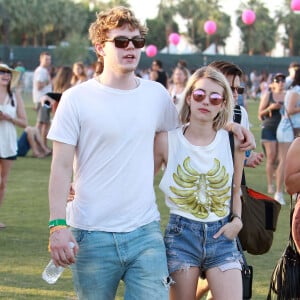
[
  {"left": 169, "top": 33, "right": 180, "bottom": 45},
  {"left": 242, "top": 9, "right": 256, "bottom": 25},
  {"left": 145, "top": 45, "right": 157, "bottom": 57},
  {"left": 291, "top": 0, "right": 300, "bottom": 11},
  {"left": 204, "top": 20, "right": 217, "bottom": 35}
]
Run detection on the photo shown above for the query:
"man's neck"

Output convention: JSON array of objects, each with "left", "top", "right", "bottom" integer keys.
[{"left": 97, "top": 73, "right": 138, "bottom": 90}]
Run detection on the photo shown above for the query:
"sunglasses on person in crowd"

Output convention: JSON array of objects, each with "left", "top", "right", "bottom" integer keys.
[
  {"left": 105, "top": 36, "right": 145, "bottom": 49},
  {"left": 0, "top": 70, "right": 12, "bottom": 75},
  {"left": 273, "top": 78, "right": 285, "bottom": 83},
  {"left": 230, "top": 86, "right": 244, "bottom": 94},
  {"left": 192, "top": 89, "right": 224, "bottom": 105}
]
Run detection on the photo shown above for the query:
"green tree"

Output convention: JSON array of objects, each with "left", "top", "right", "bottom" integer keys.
[
  {"left": 145, "top": 0, "right": 179, "bottom": 51},
  {"left": 0, "top": 0, "right": 89, "bottom": 47},
  {"left": 52, "top": 33, "right": 92, "bottom": 66},
  {"left": 275, "top": 0, "right": 300, "bottom": 56},
  {"left": 176, "top": 0, "right": 231, "bottom": 53},
  {"left": 236, "top": 0, "right": 277, "bottom": 55}
]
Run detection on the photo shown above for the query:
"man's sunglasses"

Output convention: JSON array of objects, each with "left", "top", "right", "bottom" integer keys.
[
  {"left": 0, "top": 70, "right": 12, "bottom": 75},
  {"left": 192, "top": 89, "right": 224, "bottom": 105},
  {"left": 104, "top": 36, "right": 145, "bottom": 49},
  {"left": 230, "top": 86, "right": 244, "bottom": 94}
]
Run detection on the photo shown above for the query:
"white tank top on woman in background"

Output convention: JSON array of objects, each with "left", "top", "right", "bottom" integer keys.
[{"left": 0, "top": 94, "right": 17, "bottom": 158}]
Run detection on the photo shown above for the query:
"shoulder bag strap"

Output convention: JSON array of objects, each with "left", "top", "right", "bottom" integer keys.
[{"left": 229, "top": 132, "right": 249, "bottom": 265}]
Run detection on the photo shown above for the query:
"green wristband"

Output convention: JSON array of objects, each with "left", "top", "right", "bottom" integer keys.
[{"left": 48, "top": 219, "right": 67, "bottom": 228}]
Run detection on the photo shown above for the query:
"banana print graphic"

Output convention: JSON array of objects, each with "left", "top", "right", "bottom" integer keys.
[{"left": 169, "top": 156, "right": 230, "bottom": 219}]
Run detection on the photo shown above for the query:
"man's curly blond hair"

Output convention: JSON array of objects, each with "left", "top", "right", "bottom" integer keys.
[{"left": 89, "top": 6, "right": 148, "bottom": 46}]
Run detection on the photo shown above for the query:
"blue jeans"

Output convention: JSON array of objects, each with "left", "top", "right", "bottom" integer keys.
[
  {"left": 164, "top": 214, "right": 241, "bottom": 276},
  {"left": 70, "top": 221, "right": 170, "bottom": 300}
]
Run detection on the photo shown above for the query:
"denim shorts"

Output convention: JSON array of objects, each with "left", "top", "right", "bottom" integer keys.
[
  {"left": 70, "top": 221, "right": 169, "bottom": 300},
  {"left": 164, "top": 214, "right": 241, "bottom": 276},
  {"left": 17, "top": 131, "right": 30, "bottom": 156},
  {"left": 277, "top": 119, "right": 294, "bottom": 143},
  {"left": 261, "top": 126, "right": 277, "bottom": 142}
]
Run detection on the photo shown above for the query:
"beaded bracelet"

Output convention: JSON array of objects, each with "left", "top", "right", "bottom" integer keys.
[
  {"left": 49, "top": 225, "right": 68, "bottom": 235},
  {"left": 48, "top": 219, "right": 67, "bottom": 228}
]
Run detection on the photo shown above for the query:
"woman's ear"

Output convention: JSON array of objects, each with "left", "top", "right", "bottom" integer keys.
[{"left": 186, "top": 95, "right": 191, "bottom": 106}]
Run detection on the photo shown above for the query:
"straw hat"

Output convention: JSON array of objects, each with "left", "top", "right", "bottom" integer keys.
[{"left": 0, "top": 63, "right": 20, "bottom": 89}]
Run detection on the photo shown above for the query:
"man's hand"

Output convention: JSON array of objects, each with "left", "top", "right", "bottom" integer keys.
[
  {"left": 230, "top": 123, "right": 256, "bottom": 151},
  {"left": 245, "top": 151, "right": 264, "bottom": 168}
]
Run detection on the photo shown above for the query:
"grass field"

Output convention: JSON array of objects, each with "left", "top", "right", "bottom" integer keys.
[{"left": 0, "top": 92, "right": 291, "bottom": 299}]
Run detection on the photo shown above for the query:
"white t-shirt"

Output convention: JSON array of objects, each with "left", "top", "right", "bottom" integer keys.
[
  {"left": 47, "top": 78, "right": 179, "bottom": 232},
  {"left": 32, "top": 66, "right": 52, "bottom": 104},
  {"left": 159, "top": 128, "right": 233, "bottom": 222}
]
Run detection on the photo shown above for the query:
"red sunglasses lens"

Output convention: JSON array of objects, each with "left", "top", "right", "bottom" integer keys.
[
  {"left": 192, "top": 90, "right": 206, "bottom": 102},
  {"left": 209, "top": 94, "right": 223, "bottom": 105}
]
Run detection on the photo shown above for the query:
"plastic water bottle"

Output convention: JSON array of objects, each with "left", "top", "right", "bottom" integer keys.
[{"left": 42, "top": 242, "right": 75, "bottom": 284}]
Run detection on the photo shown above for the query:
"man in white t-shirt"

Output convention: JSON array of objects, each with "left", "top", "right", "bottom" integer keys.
[
  {"left": 47, "top": 7, "right": 179, "bottom": 300},
  {"left": 32, "top": 51, "right": 52, "bottom": 149}
]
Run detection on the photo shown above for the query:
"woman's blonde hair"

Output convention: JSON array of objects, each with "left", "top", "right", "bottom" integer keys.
[{"left": 180, "top": 66, "right": 234, "bottom": 131}]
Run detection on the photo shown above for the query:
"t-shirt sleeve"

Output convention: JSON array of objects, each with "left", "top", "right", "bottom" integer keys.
[
  {"left": 47, "top": 89, "right": 80, "bottom": 146},
  {"left": 156, "top": 89, "right": 180, "bottom": 132}
]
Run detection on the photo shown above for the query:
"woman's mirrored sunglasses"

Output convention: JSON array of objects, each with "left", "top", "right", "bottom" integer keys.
[
  {"left": 192, "top": 89, "right": 224, "bottom": 105},
  {"left": 105, "top": 36, "right": 145, "bottom": 49}
]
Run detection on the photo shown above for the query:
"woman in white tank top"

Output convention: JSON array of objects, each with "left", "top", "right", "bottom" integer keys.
[{"left": 0, "top": 63, "right": 27, "bottom": 228}]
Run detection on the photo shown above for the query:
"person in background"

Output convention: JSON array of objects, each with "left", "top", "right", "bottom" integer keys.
[
  {"left": 14, "top": 61, "right": 26, "bottom": 92},
  {"left": 259, "top": 70, "right": 269, "bottom": 97},
  {"left": 285, "top": 61, "right": 300, "bottom": 90},
  {"left": 150, "top": 59, "right": 168, "bottom": 88},
  {"left": 284, "top": 137, "right": 300, "bottom": 196},
  {"left": 17, "top": 126, "right": 51, "bottom": 158},
  {"left": 258, "top": 73, "right": 286, "bottom": 195},
  {"left": 32, "top": 52, "right": 52, "bottom": 150},
  {"left": 41, "top": 66, "right": 73, "bottom": 116},
  {"left": 168, "top": 66, "right": 190, "bottom": 113},
  {"left": 276, "top": 68, "right": 300, "bottom": 205},
  {"left": 249, "top": 69, "right": 260, "bottom": 99},
  {"left": 71, "top": 61, "right": 88, "bottom": 86},
  {"left": 155, "top": 66, "right": 245, "bottom": 300},
  {"left": 0, "top": 63, "right": 27, "bottom": 228},
  {"left": 284, "top": 137, "right": 300, "bottom": 253},
  {"left": 209, "top": 60, "right": 264, "bottom": 169},
  {"left": 237, "top": 73, "right": 248, "bottom": 111}
]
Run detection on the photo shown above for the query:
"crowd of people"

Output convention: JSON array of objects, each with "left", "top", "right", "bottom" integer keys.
[{"left": 0, "top": 5, "right": 300, "bottom": 299}]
